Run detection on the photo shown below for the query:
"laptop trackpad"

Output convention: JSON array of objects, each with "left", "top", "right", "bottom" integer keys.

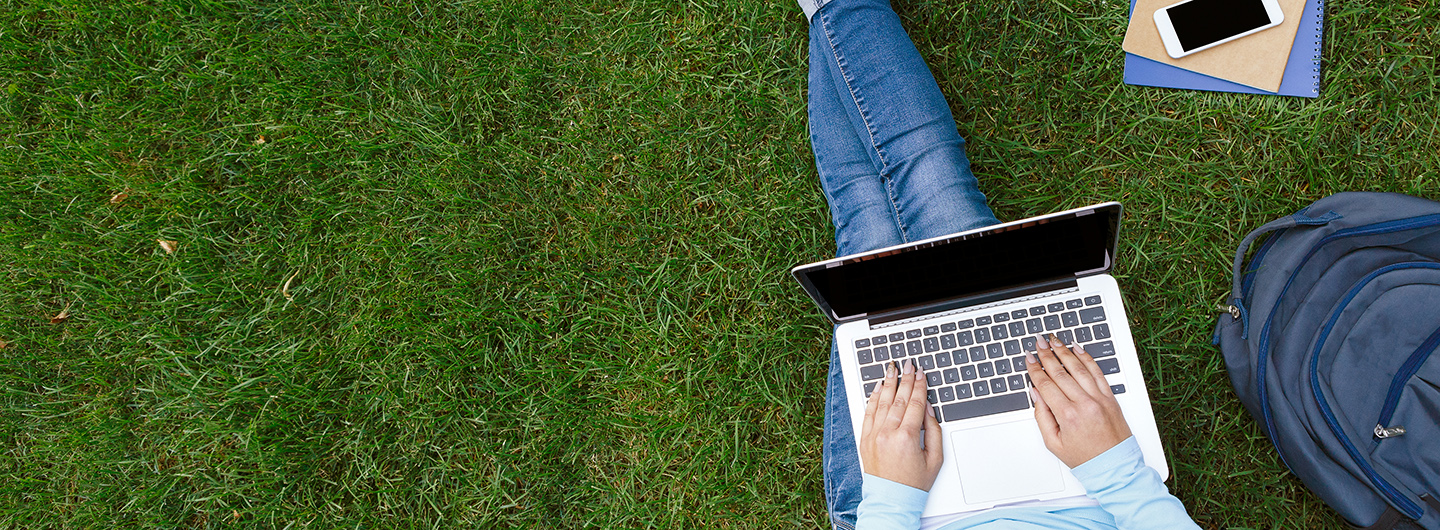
[{"left": 950, "top": 419, "right": 1066, "bottom": 505}]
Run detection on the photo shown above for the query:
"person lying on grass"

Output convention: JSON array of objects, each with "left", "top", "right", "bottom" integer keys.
[{"left": 798, "top": 0, "right": 1203, "bottom": 528}]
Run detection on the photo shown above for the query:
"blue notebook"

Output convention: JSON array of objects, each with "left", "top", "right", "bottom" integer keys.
[{"left": 1123, "top": 0, "right": 1325, "bottom": 97}]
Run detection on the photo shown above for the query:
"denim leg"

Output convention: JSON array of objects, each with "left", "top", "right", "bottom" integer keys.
[{"left": 808, "top": 1, "right": 1001, "bottom": 528}]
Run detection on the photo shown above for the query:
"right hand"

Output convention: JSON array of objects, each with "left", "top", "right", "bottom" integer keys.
[{"left": 1026, "top": 334, "right": 1133, "bottom": 468}]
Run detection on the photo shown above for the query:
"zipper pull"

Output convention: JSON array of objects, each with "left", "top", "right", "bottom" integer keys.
[
  {"left": 1375, "top": 424, "right": 1407, "bottom": 439},
  {"left": 1216, "top": 304, "right": 1241, "bottom": 319}
]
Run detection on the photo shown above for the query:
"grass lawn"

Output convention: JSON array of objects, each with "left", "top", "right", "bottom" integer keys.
[{"left": 2, "top": 0, "right": 1436, "bottom": 527}]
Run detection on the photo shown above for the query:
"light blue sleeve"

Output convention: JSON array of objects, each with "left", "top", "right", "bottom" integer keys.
[
  {"left": 856, "top": 474, "right": 929, "bottom": 530},
  {"left": 1069, "top": 437, "right": 1202, "bottom": 530}
]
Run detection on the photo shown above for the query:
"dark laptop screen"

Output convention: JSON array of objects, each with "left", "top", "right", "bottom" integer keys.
[{"left": 797, "top": 207, "right": 1117, "bottom": 321}]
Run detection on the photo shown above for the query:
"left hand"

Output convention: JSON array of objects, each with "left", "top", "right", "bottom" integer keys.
[{"left": 858, "top": 358, "right": 944, "bottom": 491}]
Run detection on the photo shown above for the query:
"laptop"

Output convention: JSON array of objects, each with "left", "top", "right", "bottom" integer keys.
[{"left": 791, "top": 202, "right": 1169, "bottom": 518}]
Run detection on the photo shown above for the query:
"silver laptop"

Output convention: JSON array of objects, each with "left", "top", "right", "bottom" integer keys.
[{"left": 792, "top": 203, "right": 1169, "bottom": 518}]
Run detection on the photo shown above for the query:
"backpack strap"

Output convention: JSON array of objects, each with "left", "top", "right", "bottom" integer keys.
[
  {"left": 1353, "top": 505, "right": 1425, "bottom": 530},
  {"left": 1229, "top": 210, "right": 1342, "bottom": 337}
]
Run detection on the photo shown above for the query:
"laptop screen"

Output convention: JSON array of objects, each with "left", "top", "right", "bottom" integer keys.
[{"left": 795, "top": 205, "right": 1119, "bottom": 322}]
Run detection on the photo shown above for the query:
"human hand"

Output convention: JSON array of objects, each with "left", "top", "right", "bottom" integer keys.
[
  {"left": 1026, "top": 334, "right": 1133, "bottom": 468},
  {"left": 859, "top": 359, "right": 944, "bottom": 491}
]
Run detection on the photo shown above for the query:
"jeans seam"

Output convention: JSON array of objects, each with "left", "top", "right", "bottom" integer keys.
[{"left": 818, "top": 8, "right": 910, "bottom": 242}]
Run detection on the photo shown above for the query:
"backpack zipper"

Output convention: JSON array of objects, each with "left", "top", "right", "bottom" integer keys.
[{"left": 1373, "top": 323, "right": 1440, "bottom": 440}]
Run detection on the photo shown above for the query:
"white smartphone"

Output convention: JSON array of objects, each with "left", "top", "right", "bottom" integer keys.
[{"left": 1153, "top": 0, "right": 1284, "bottom": 59}]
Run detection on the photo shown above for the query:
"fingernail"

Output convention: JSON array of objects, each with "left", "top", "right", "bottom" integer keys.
[
  {"left": 1026, "top": 350, "right": 1038, "bottom": 364},
  {"left": 1049, "top": 334, "right": 1063, "bottom": 347},
  {"left": 1036, "top": 337, "right": 1050, "bottom": 350},
  {"left": 927, "top": 404, "right": 936, "bottom": 417},
  {"left": 885, "top": 362, "right": 893, "bottom": 377},
  {"left": 902, "top": 360, "right": 913, "bottom": 374}
]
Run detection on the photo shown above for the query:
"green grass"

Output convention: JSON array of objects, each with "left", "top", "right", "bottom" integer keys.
[{"left": 1, "top": 0, "right": 1436, "bottom": 527}]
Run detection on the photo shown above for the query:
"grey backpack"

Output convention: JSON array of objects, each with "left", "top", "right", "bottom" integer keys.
[{"left": 1215, "top": 192, "right": 1440, "bottom": 529}]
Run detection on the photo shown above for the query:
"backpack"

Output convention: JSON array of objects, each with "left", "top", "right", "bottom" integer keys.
[{"left": 1214, "top": 192, "right": 1440, "bottom": 530}]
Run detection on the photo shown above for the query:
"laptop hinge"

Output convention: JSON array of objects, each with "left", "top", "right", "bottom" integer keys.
[{"left": 867, "top": 277, "right": 1080, "bottom": 327}]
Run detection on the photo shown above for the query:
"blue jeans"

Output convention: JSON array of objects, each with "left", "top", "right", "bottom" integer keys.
[{"left": 808, "top": 0, "right": 1000, "bottom": 527}]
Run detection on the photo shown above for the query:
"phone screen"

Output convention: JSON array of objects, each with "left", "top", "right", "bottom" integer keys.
[{"left": 1165, "top": 0, "right": 1273, "bottom": 52}]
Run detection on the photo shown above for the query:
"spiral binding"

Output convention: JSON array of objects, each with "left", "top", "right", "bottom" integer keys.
[{"left": 1311, "top": 0, "right": 1325, "bottom": 96}]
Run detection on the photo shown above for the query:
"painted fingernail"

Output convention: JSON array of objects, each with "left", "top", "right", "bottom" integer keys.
[
  {"left": 885, "top": 362, "right": 893, "bottom": 377},
  {"left": 1036, "top": 337, "right": 1050, "bottom": 350},
  {"left": 1049, "top": 334, "right": 1063, "bottom": 347},
  {"left": 927, "top": 403, "right": 936, "bottom": 417},
  {"left": 1026, "top": 350, "right": 1039, "bottom": 364},
  {"left": 902, "top": 360, "right": 913, "bottom": 374}
]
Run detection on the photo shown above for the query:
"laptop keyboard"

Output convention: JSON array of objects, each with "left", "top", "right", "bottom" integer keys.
[{"left": 853, "top": 294, "right": 1126, "bottom": 423}]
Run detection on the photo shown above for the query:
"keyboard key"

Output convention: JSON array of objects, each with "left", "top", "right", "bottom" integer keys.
[
  {"left": 1083, "top": 341, "right": 1117, "bottom": 358},
  {"left": 1012, "top": 358, "right": 1027, "bottom": 372},
  {"left": 975, "top": 328, "right": 991, "bottom": 343},
  {"left": 858, "top": 349, "right": 873, "bottom": 364},
  {"left": 907, "top": 329, "right": 923, "bottom": 339},
  {"left": 1026, "top": 318, "right": 1044, "bottom": 334},
  {"left": 939, "top": 386, "right": 956, "bottom": 402},
  {"left": 994, "top": 312, "right": 1010, "bottom": 323},
  {"left": 1029, "top": 306, "right": 1046, "bottom": 316},
  {"left": 855, "top": 338, "right": 870, "bottom": 348},
  {"left": 943, "top": 391, "right": 1031, "bottom": 422},
  {"left": 955, "top": 383, "right": 973, "bottom": 399},
  {"left": 865, "top": 382, "right": 877, "bottom": 396},
  {"left": 935, "top": 351, "right": 952, "bottom": 367},
  {"left": 941, "top": 322, "right": 957, "bottom": 332},
  {"left": 990, "top": 378, "right": 1007, "bottom": 394},
  {"left": 1009, "top": 322, "right": 1026, "bottom": 337},
  {"left": 960, "top": 365, "right": 977, "bottom": 381},
  {"left": 972, "top": 381, "right": 991, "bottom": 397},
  {"left": 926, "top": 371, "right": 943, "bottom": 387},
  {"left": 949, "top": 349, "right": 966, "bottom": 364},
  {"left": 996, "top": 359, "right": 1012, "bottom": 374},
  {"left": 1096, "top": 358, "right": 1121, "bottom": 374},
  {"left": 860, "top": 364, "right": 885, "bottom": 381},
  {"left": 1059, "top": 312, "right": 1077, "bottom": 329},
  {"left": 928, "top": 389, "right": 938, "bottom": 404},
  {"left": 1093, "top": 323, "right": 1111, "bottom": 339},
  {"left": 923, "top": 337, "right": 939, "bottom": 352},
  {"left": 1066, "top": 299, "right": 1084, "bottom": 309},
  {"left": 987, "top": 343, "right": 1004, "bottom": 358},
  {"left": 940, "top": 334, "right": 956, "bottom": 349},
  {"left": 924, "top": 326, "right": 939, "bottom": 336},
  {"left": 1079, "top": 307, "right": 1106, "bottom": 323},
  {"left": 1110, "top": 384, "right": 1126, "bottom": 394},
  {"left": 992, "top": 325, "right": 1008, "bottom": 340},
  {"left": 1057, "top": 330, "right": 1074, "bottom": 345},
  {"left": 944, "top": 368, "right": 961, "bottom": 384},
  {"left": 957, "top": 319, "right": 974, "bottom": 329},
  {"left": 956, "top": 331, "right": 974, "bottom": 346},
  {"left": 933, "top": 406, "right": 941, "bottom": 421},
  {"left": 889, "top": 332, "right": 904, "bottom": 342},
  {"left": 977, "top": 362, "right": 995, "bottom": 378},
  {"left": 1075, "top": 326, "right": 1093, "bottom": 343},
  {"left": 969, "top": 346, "right": 985, "bottom": 361},
  {"left": 918, "top": 355, "right": 936, "bottom": 371},
  {"left": 873, "top": 335, "right": 889, "bottom": 345},
  {"left": 976, "top": 316, "right": 992, "bottom": 326},
  {"left": 1021, "top": 336, "right": 1038, "bottom": 351},
  {"left": 875, "top": 346, "right": 890, "bottom": 362},
  {"left": 1004, "top": 340, "right": 1021, "bottom": 355},
  {"left": 1009, "top": 374, "right": 1027, "bottom": 391},
  {"left": 1043, "top": 315, "right": 1061, "bottom": 331},
  {"left": 1012, "top": 309, "right": 1029, "bottom": 320},
  {"left": 907, "top": 341, "right": 923, "bottom": 356},
  {"left": 889, "top": 344, "right": 904, "bottom": 359},
  {"left": 1084, "top": 295, "right": 1102, "bottom": 306},
  {"left": 1047, "top": 302, "right": 1065, "bottom": 312}
]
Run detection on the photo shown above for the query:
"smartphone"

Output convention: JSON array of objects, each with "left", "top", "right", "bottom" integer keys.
[{"left": 1153, "top": 0, "right": 1284, "bottom": 58}]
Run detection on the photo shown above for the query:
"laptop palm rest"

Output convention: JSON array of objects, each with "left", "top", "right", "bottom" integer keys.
[{"left": 949, "top": 419, "right": 1067, "bottom": 505}]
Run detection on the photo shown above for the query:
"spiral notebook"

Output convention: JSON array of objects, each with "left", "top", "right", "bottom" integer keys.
[{"left": 1122, "top": 0, "right": 1325, "bottom": 97}]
